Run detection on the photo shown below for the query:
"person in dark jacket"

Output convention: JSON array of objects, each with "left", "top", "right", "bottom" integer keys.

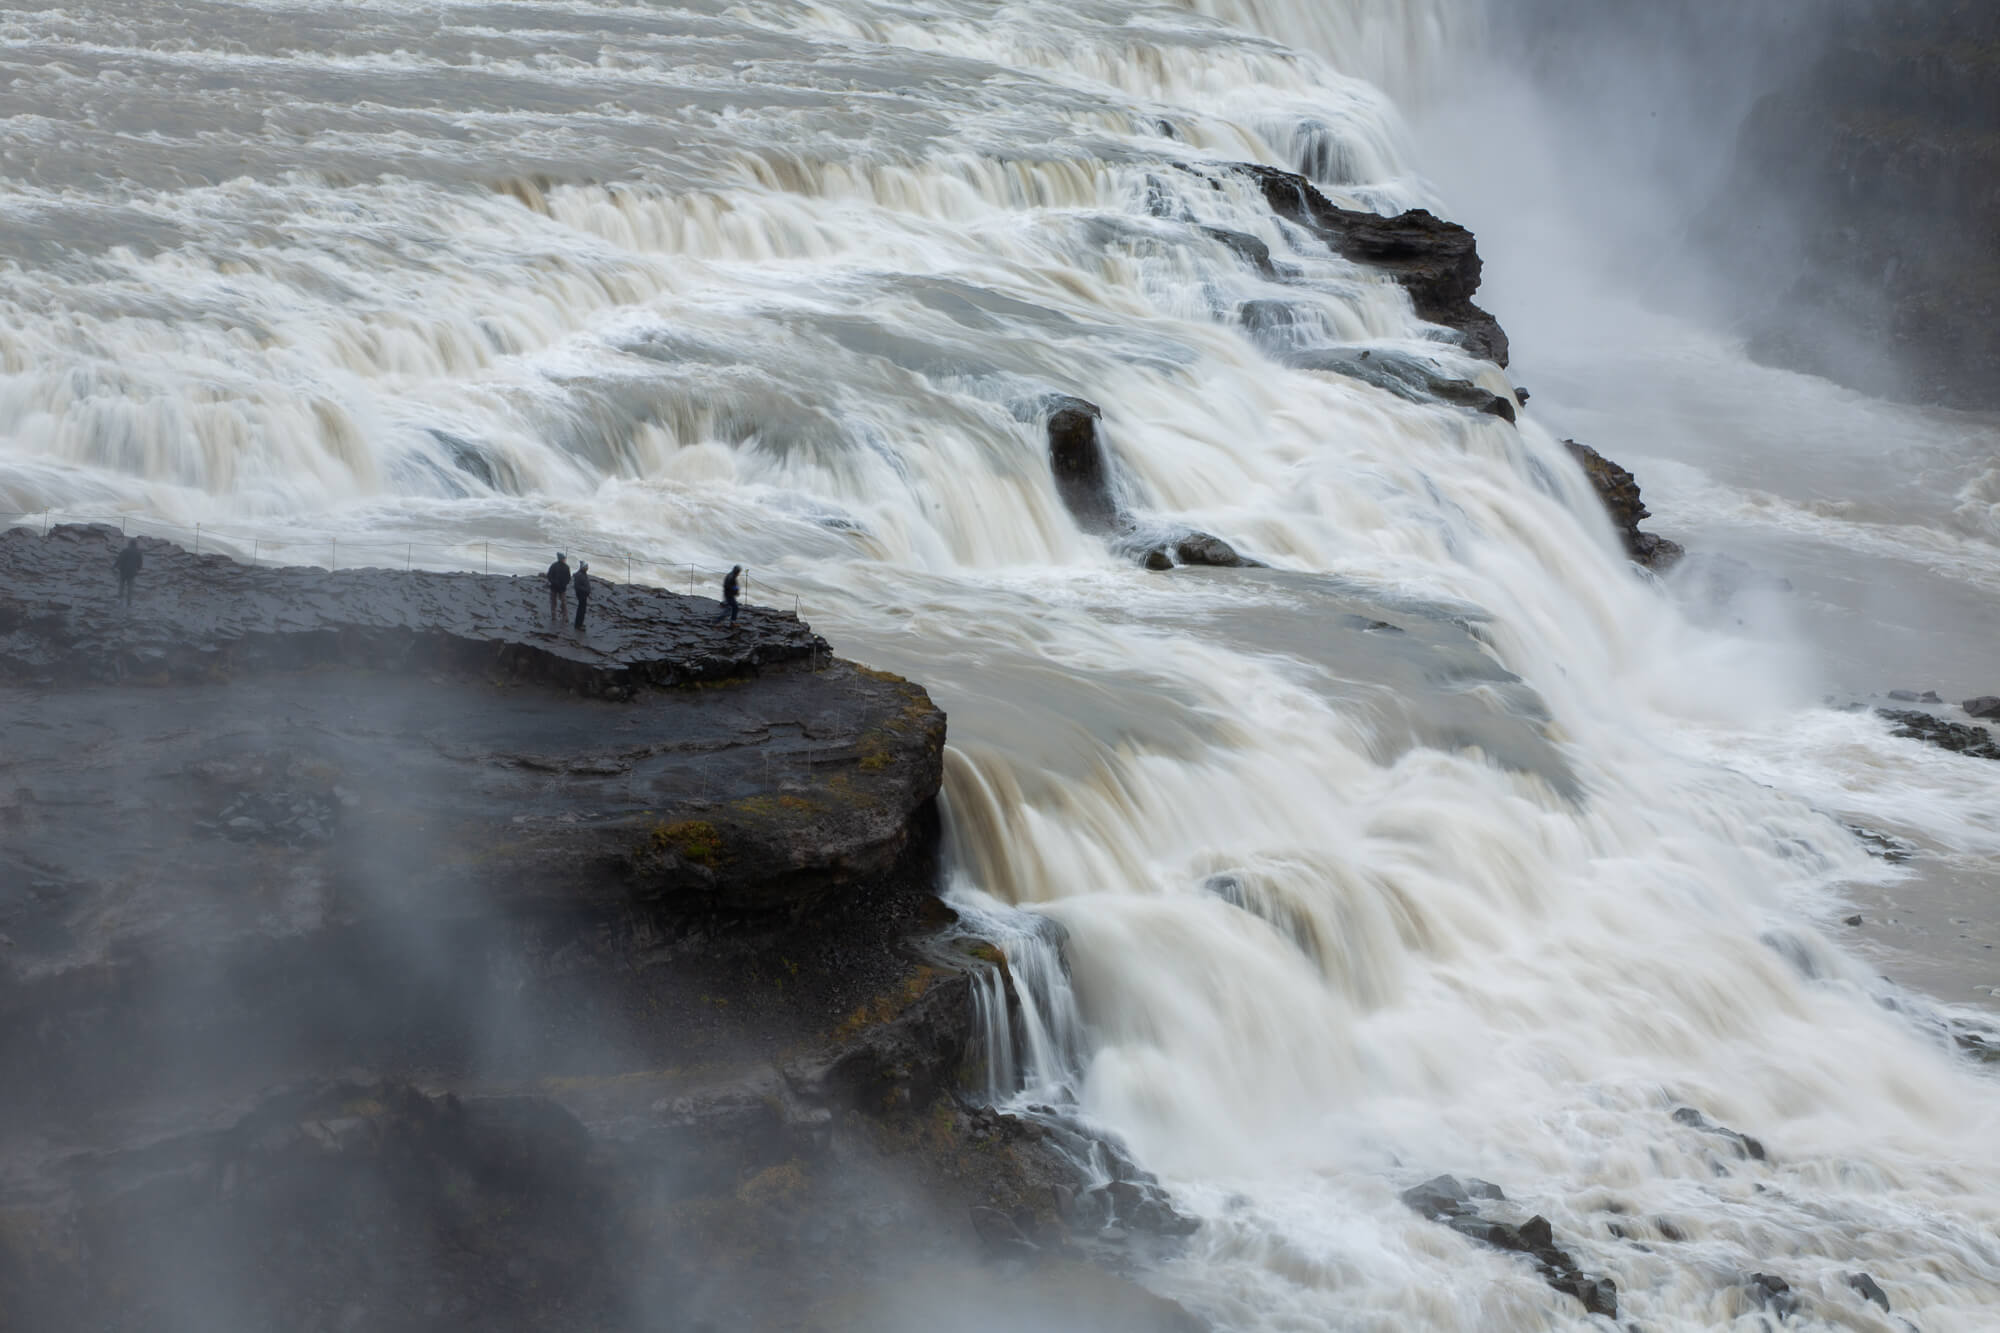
[
  {"left": 546, "top": 552, "right": 570, "bottom": 621},
  {"left": 572, "top": 561, "right": 592, "bottom": 630},
  {"left": 716, "top": 565, "right": 741, "bottom": 623},
  {"left": 114, "top": 537, "right": 142, "bottom": 604}
]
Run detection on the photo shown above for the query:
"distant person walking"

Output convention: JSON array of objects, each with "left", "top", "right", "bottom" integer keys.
[
  {"left": 572, "top": 561, "right": 592, "bottom": 630},
  {"left": 113, "top": 537, "right": 142, "bottom": 605},
  {"left": 716, "top": 565, "right": 741, "bottom": 623},
  {"left": 545, "top": 552, "right": 570, "bottom": 621}
]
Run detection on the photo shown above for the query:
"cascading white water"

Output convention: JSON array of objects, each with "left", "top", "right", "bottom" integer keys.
[{"left": 6, "top": 1, "right": 2000, "bottom": 1328}]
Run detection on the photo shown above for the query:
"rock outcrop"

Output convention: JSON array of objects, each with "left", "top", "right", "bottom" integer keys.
[
  {"left": 0, "top": 525, "right": 1202, "bottom": 1331},
  {"left": 1231, "top": 164, "right": 1510, "bottom": 367},
  {"left": 1878, "top": 707, "right": 2000, "bottom": 761},
  {"left": 1563, "top": 439, "right": 1685, "bottom": 570},
  {"left": 1398, "top": 1174, "right": 1617, "bottom": 1318},
  {"left": 1039, "top": 399, "right": 1263, "bottom": 571}
]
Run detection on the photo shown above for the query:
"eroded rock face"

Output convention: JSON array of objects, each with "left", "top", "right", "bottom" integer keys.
[
  {"left": 1232, "top": 163, "right": 1510, "bottom": 367},
  {"left": 0, "top": 527, "right": 1201, "bottom": 1331},
  {"left": 1563, "top": 439, "right": 1686, "bottom": 570}
]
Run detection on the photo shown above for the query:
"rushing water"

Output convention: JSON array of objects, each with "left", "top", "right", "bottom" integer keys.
[{"left": 6, "top": 1, "right": 2000, "bottom": 1328}]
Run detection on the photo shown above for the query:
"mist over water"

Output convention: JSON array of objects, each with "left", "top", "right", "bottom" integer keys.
[{"left": 6, "top": 1, "right": 2000, "bottom": 1329}]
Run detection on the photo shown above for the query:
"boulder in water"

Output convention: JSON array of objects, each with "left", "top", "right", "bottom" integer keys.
[
  {"left": 1878, "top": 708, "right": 2000, "bottom": 761},
  {"left": 1963, "top": 695, "right": 2000, "bottom": 719},
  {"left": 1846, "top": 1271, "right": 1891, "bottom": 1312},
  {"left": 1398, "top": 1174, "right": 1615, "bottom": 1318},
  {"left": 1046, "top": 396, "right": 1119, "bottom": 534},
  {"left": 1042, "top": 397, "right": 1265, "bottom": 570}
]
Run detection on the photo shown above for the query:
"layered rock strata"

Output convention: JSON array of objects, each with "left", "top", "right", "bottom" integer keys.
[{"left": 0, "top": 524, "right": 1200, "bottom": 1332}]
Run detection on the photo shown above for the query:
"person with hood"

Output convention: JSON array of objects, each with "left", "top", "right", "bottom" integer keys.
[
  {"left": 572, "top": 560, "right": 592, "bottom": 630},
  {"left": 716, "top": 565, "right": 741, "bottom": 623},
  {"left": 114, "top": 537, "right": 142, "bottom": 605},
  {"left": 545, "top": 552, "right": 570, "bottom": 621}
]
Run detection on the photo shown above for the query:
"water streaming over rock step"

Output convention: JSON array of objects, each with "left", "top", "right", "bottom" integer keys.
[{"left": 6, "top": 0, "right": 2000, "bottom": 1328}]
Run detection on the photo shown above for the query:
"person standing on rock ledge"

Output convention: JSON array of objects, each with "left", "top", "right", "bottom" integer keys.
[
  {"left": 572, "top": 561, "right": 592, "bottom": 631},
  {"left": 545, "top": 552, "right": 570, "bottom": 622},
  {"left": 114, "top": 537, "right": 142, "bottom": 605},
  {"left": 716, "top": 565, "right": 742, "bottom": 623}
]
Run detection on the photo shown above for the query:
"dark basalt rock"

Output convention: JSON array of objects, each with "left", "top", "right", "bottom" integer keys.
[
  {"left": 0, "top": 524, "right": 820, "bottom": 696},
  {"left": 0, "top": 526, "right": 1199, "bottom": 1330},
  {"left": 1963, "top": 695, "right": 2000, "bottom": 719},
  {"left": 1196, "top": 224, "right": 1283, "bottom": 280},
  {"left": 1283, "top": 345, "right": 1516, "bottom": 421},
  {"left": 1230, "top": 163, "right": 1510, "bottom": 366},
  {"left": 1563, "top": 439, "right": 1685, "bottom": 571},
  {"left": 1042, "top": 399, "right": 1265, "bottom": 570},
  {"left": 1149, "top": 530, "right": 1262, "bottom": 570},
  {"left": 1397, "top": 1174, "right": 1616, "bottom": 1318},
  {"left": 1672, "top": 1106, "right": 1769, "bottom": 1162},
  {"left": 1047, "top": 396, "right": 1121, "bottom": 535},
  {"left": 1847, "top": 1270, "right": 1891, "bottom": 1312},
  {"left": 1878, "top": 707, "right": 2000, "bottom": 761},
  {"left": 1744, "top": 1271, "right": 1801, "bottom": 1319}
]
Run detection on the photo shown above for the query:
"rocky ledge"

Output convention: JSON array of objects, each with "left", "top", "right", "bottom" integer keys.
[{"left": 0, "top": 525, "right": 1201, "bottom": 1332}]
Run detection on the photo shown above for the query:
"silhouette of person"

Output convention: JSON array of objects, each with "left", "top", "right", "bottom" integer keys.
[
  {"left": 546, "top": 552, "right": 570, "bottom": 621},
  {"left": 572, "top": 561, "right": 592, "bottom": 630},
  {"left": 114, "top": 537, "right": 142, "bottom": 605},
  {"left": 716, "top": 565, "right": 741, "bottom": 623}
]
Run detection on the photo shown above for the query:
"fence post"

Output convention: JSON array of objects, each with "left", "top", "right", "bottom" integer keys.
[
  {"left": 406, "top": 543, "right": 412, "bottom": 571},
  {"left": 626, "top": 555, "right": 632, "bottom": 585},
  {"left": 252, "top": 539, "right": 259, "bottom": 565},
  {"left": 688, "top": 566, "right": 695, "bottom": 596},
  {"left": 484, "top": 542, "right": 490, "bottom": 575},
  {"left": 42, "top": 510, "right": 49, "bottom": 536},
  {"left": 194, "top": 523, "right": 201, "bottom": 555},
  {"left": 330, "top": 538, "right": 337, "bottom": 571}
]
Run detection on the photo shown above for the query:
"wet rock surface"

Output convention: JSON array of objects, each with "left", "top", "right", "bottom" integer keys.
[
  {"left": 1041, "top": 399, "right": 1264, "bottom": 571},
  {"left": 1563, "top": 439, "right": 1686, "bottom": 571},
  {"left": 0, "top": 528, "right": 1202, "bottom": 1332},
  {"left": 1878, "top": 707, "right": 2000, "bottom": 761},
  {"left": 1230, "top": 163, "right": 1510, "bottom": 367},
  {"left": 1, "top": 522, "right": 819, "bottom": 694},
  {"left": 1671, "top": 1106, "right": 1769, "bottom": 1163},
  {"left": 1398, "top": 1174, "right": 1618, "bottom": 1318}
]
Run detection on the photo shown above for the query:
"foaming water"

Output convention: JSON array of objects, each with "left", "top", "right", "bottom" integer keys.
[{"left": 6, "top": 1, "right": 2000, "bottom": 1329}]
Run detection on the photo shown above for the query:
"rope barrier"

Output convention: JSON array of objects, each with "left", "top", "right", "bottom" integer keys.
[{"left": 1, "top": 508, "right": 803, "bottom": 619}]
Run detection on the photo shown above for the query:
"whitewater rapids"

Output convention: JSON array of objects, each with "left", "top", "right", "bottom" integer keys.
[{"left": 3, "top": 1, "right": 1998, "bottom": 1328}]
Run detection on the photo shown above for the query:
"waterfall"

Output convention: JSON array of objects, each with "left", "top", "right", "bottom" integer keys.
[{"left": 7, "top": 0, "right": 2000, "bottom": 1327}]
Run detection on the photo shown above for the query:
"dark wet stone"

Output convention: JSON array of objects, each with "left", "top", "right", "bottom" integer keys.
[
  {"left": 1196, "top": 224, "right": 1282, "bottom": 280},
  {"left": 1963, "top": 696, "right": 2000, "bottom": 719},
  {"left": 1399, "top": 1174, "right": 1472, "bottom": 1217},
  {"left": 1046, "top": 396, "right": 1120, "bottom": 534},
  {"left": 1284, "top": 346, "right": 1516, "bottom": 421},
  {"left": 1229, "top": 163, "right": 1510, "bottom": 365},
  {"left": 1846, "top": 1271, "right": 1891, "bottom": 1312},
  {"left": 1564, "top": 440, "right": 1684, "bottom": 571},
  {"left": 1745, "top": 1272, "right": 1799, "bottom": 1318},
  {"left": 1845, "top": 914, "right": 1864, "bottom": 926},
  {"left": 1673, "top": 1106, "right": 1768, "bottom": 1162},
  {"left": 1878, "top": 708, "right": 2000, "bottom": 761}
]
